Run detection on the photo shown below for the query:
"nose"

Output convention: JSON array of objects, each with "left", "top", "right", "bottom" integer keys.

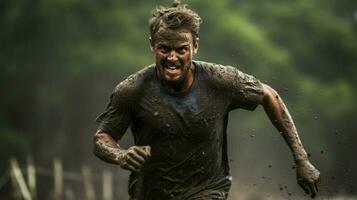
[{"left": 167, "top": 50, "right": 178, "bottom": 62}]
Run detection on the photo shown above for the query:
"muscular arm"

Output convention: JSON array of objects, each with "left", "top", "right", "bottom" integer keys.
[
  {"left": 260, "top": 84, "right": 320, "bottom": 198},
  {"left": 93, "top": 130, "right": 123, "bottom": 164},
  {"left": 93, "top": 130, "right": 151, "bottom": 172},
  {"left": 261, "top": 84, "right": 308, "bottom": 163}
]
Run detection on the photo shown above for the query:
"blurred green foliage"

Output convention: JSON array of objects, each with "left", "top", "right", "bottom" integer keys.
[
  {"left": 0, "top": 0, "right": 356, "bottom": 197},
  {"left": 0, "top": 128, "right": 29, "bottom": 170}
]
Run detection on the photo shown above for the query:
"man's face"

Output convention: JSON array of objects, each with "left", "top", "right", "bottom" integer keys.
[{"left": 151, "top": 28, "right": 198, "bottom": 86}]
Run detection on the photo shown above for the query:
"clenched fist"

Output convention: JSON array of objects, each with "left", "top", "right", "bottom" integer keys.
[
  {"left": 296, "top": 160, "right": 321, "bottom": 198},
  {"left": 116, "top": 145, "right": 151, "bottom": 172}
]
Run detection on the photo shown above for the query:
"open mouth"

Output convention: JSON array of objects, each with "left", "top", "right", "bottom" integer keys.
[{"left": 164, "top": 65, "right": 181, "bottom": 75}]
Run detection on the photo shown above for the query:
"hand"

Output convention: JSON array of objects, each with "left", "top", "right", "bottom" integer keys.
[
  {"left": 116, "top": 145, "right": 151, "bottom": 172},
  {"left": 296, "top": 161, "right": 321, "bottom": 198}
]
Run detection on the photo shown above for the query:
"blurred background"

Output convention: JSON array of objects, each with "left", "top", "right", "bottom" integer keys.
[{"left": 0, "top": 0, "right": 356, "bottom": 199}]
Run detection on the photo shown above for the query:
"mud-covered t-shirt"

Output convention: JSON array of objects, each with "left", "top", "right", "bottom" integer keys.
[{"left": 96, "top": 61, "right": 264, "bottom": 200}]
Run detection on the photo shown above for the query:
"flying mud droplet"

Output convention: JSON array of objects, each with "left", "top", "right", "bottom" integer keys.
[{"left": 154, "top": 111, "right": 159, "bottom": 116}]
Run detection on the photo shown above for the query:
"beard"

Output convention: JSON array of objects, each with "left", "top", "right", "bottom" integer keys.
[{"left": 157, "top": 60, "right": 192, "bottom": 90}]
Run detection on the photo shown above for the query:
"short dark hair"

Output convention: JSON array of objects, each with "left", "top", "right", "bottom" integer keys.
[{"left": 149, "top": 0, "right": 202, "bottom": 40}]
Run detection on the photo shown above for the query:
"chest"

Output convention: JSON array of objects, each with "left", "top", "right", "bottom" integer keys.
[{"left": 132, "top": 83, "right": 226, "bottom": 143}]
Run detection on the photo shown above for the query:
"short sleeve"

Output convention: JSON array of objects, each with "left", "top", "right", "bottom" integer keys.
[
  {"left": 224, "top": 66, "right": 264, "bottom": 111},
  {"left": 95, "top": 83, "right": 133, "bottom": 140}
]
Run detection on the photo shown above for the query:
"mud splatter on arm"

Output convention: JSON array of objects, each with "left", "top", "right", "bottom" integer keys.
[
  {"left": 261, "top": 84, "right": 320, "bottom": 198},
  {"left": 261, "top": 84, "right": 308, "bottom": 163},
  {"left": 92, "top": 84, "right": 133, "bottom": 165},
  {"left": 93, "top": 129, "right": 124, "bottom": 165},
  {"left": 93, "top": 130, "right": 151, "bottom": 172}
]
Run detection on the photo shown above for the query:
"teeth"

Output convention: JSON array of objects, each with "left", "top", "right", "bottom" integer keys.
[{"left": 167, "top": 66, "right": 178, "bottom": 69}]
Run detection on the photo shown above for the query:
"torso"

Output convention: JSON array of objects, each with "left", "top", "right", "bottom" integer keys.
[{"left": 129, "top": 61, "right": 232, "bottom": 199}]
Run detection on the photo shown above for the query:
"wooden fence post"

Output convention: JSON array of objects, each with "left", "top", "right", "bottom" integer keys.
[
  {"left": 102, "top": 170, "right": 113, "bottom": 200},
  {"left": 10, "top": 166, "right": 22, "bottom": 200},
  {"left": 53, "top": 159, "right": 63, "bottom": 200},
  {"left": 27, "top": 156, "right": 37, "bottom": 199},
  {"left": 82, "top": 165, "right": 96, "bottom": 200},
  {"left": 10, "top": 158, "right": 32, "bottom": 200}
]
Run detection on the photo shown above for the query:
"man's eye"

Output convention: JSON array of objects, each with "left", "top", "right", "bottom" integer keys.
[
  {"left": 177, "top": 48, "right": 187, "bottom": 54},
  {"left": 159, "top": 47, "right": 169, "bottom": 53}
]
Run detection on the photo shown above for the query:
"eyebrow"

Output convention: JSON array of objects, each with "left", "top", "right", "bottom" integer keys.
[
  {"left": 177, "top": 43, "right": 190, "bottom": 47},
  {"left": 157, "top": 42, "right": 190, "bottom": 48}
]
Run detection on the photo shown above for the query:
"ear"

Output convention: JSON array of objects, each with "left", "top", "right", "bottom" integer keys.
[
  {"left": 149, "top": 37, "right": 154, "bottom": 52},
  {"left": 193, "top": 37, "right": 199, "bottom": 55}
]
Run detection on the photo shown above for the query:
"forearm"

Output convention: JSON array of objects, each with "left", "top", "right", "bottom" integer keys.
[
  {"left": 93, "top": 130, "right": 125, "bottom": 165},
  {"left": 262, "top": 85, "right": 308, "bottom": 164}
]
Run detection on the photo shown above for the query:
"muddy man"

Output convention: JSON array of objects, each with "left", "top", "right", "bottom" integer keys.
[{"left": 93, "top": 1, "right": 320, "bottom": 199}]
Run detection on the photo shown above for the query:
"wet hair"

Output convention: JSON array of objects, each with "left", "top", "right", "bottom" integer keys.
[{"left": 149, "top": 0, "right": 202, "bottom": 41}]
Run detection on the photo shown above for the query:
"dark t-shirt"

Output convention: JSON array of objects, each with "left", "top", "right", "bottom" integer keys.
[{"left": 96, "top": 61, "right": 264, "bottom": 200}]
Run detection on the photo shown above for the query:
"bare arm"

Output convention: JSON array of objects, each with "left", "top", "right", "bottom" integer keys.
[
  {"left": 93, "top": 130, "right": 151, "bottom": 172},
  {"left": 261, "top": 84, "right": 320, "bottom": 198}
]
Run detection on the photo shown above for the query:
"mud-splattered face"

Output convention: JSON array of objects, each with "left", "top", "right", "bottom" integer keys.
[{"left": 151, "top": 28, "right": 198, "bottom": 90}]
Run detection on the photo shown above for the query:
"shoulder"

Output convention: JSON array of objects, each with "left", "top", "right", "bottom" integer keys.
[
  {"left": 113, "top": 64, "right": 155, "bottom": 97},
  {"left": 194, "top": 60, "right": 248, "bottom": 86},
  {"left": 194, "top": 60, "right": 225, "bottom": 74}
]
